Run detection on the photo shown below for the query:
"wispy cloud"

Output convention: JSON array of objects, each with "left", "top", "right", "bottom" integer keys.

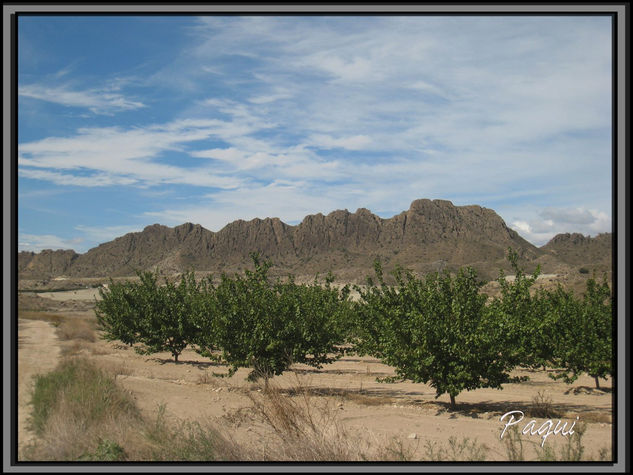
[
  {"left": 18, "top": 233, "right": 83, "bottom": 252},
  {"left": 18, "top": 16, "right": 613, "bottom": 250},
  {"left": 19, "top": 83, "right": 146, "bottom": 114},
  {"left": 74, "top": 224, "right": 145, "bottom": 246},
  {"left": 18, "top": 119, "right": 248, "bottom": 188}
]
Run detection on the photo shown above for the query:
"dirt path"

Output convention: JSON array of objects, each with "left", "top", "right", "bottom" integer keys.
[{"left": 17, "top": 319, "right": 62, "bottom": 457}]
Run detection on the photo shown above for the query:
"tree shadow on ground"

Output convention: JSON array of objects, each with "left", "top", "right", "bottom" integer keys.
[
  {"left": 564, "top": 385, "right": 613, "bottom": 395},
  {"left": 147, "top": 357, "right": 225, "bottom": 369},
  {"left": 291, "top": 367, "right": 392, "bottom": 377}
]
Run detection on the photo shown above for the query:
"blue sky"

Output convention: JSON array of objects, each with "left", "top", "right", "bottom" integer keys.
[{"left": 18, "top": 15, "right": 613, "bottom": 253}]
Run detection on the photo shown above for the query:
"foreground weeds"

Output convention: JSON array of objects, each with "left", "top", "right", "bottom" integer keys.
[
  {"left": 22, "top": 358, "right": 245, "bottom": 461},
  {"left": 245, "top": 376, "right": 374, "bottom": 461},
  {"left": 22, "top": 358, "right": 611, "bottom": 462},
  {"left": 501, "top": 424, "right": 611, "bottom": 462}
]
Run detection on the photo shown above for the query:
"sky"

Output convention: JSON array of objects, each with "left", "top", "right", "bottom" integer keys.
[{"left": 17, "top": 15, "right": 613, "bottom": 253}]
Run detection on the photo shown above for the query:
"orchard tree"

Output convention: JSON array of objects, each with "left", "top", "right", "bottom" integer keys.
[
  {"left": 95, "top": 273, "right": 150, "bottom": 346},
  {"left": 95, "top": 271, "right": 202, "bottom": 363},
  {"left": 211, "top": 254, "right": 348, "bottom": 385},
  {"left": 489, "top": 248, "right": 550, "bottom": 370},
  {"left": 355, "top": 262, "right": 524, "bottom": 409},
  {"left": 549, "top": 276, "right": 613, "bottom": 389},
  {"left": 132, "top": 271, "right": 202, "bottom": 363}
]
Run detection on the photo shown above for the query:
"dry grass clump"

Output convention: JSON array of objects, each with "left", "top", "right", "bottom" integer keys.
[
  {"left": 138, "top": 404, "right": 248, "bottom": 461},
  {"left": 502, "top": 422, "right": 611, "bottom": 462},
  {"left": 527, "top": 390, "right": 561, "bottom": 418},
  {"left": 55, "top": 318, "right": 96, "bottom": 342},
  {"left": 59, "top": 340, "right": 92, "bottom": 357},
  {"left": 95, "top": 359, "right": 133, "bottom": 378},
  {"left": 245, "top": 377, "right": 374, "bottom": 461},
  {"left": 23, "top": 358, "right": 141, "bottom": 460}
]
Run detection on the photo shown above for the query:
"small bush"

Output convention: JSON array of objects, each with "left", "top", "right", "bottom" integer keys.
[
  {"left": 528, "top": 390, "right": 561, "bottom": 419},
  {"left": 579, "top": 267, "right": 589, "bottom": 274},
  {"left": 80, "top": 439, "right": 127, "bottom": 461}
]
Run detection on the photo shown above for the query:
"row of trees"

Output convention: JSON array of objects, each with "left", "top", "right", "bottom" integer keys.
[
  {"left": 95, "top": 251, "right": 613, "bottom": 408},
  {"left": 95, "top": 255, "right": 353, "bottom": 382}
]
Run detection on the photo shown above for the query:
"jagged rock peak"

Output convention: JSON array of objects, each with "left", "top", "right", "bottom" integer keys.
[{"left": 546, "top": 232, "right": 592, "bottom": 245}]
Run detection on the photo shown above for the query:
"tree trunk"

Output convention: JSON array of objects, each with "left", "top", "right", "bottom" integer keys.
[
  {"left": 174, "top": 353, "right": 179, "bottom": 363},
  {"left": 595, "top": 376, "right": 600, "bottom": 389},
  {"left": 450, "top": 394, "right": 456, "bottom": 409}
]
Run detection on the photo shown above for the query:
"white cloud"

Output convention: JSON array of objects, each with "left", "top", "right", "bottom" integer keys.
[
  {"left": 74, "top": 224, "right": 145, "bottom": 246},
  {"left": 510, "top": 207, "right": 612, "bottom": 246},
  {"left": 19, "top": 83, "right": 145, "bottom": 114},
  {"left": 18, "top": 119, "right": 248, "bottom": 188},
  {"left": 18, "top": 233, "right": 83, "bottom": 253},
  {"left": 307, "top": 134, "right": 372, "bottom": 151},
  {"left": 144, "top": 180, "right": 361, "bottom": 232}
]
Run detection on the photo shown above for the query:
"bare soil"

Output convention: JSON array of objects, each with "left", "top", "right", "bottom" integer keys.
[{"left": 17, "top": 319, "right": 62, "bottom": 453}]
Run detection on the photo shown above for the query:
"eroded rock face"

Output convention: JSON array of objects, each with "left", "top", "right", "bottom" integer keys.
[
  {"left": 541, "top": 232, "right": 612, "bottom": 266},
  {"left": 20, "top": 198, "right": 550, "bottom": 279},
  {"left": 18, "top": 249, "right": 79, "bottom": 280}
]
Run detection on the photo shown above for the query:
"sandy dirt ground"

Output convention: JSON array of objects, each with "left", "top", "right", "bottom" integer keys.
[
  {"left": 17, "top": 319, "right": 62, "bottom": 453},
  {"left": 17, "top": 292, "right": 614, "bottom": 462},
  {"left": 84, "top": 344, "right": 613, "bottom": 461}
]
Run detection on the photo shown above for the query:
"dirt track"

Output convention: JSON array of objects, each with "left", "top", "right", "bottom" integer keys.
[{"left": 17, "top": 319, "right": 61, "bottom": 455}]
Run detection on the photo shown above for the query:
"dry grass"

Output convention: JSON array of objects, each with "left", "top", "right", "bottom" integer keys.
[
  {"left": 55, "top": 319, "right": 96, "bottom": 342},
  {"left": 20, "top": 357, "right": 612, "bottom": 462},
  {"left": 527, "top": 390, "right": 561, "bottom": 418},
  {"left": 18, "top": 311, "right": 64, "bottom": 326},
  {"left": 501, "top": 421, "right": 611, "bottom": 462},
  {"left": 421, "top": 436, "right": 489, "bottom": 461},
  {"left": 565, "top": 411, "right": 611, "bottom": 424},
  {"left": 341, "top": 390, "right": 396, "bottom": 407},
  {"left": 21, "top": 357, "right": 247, "bottom": 462},
  {"left": 59, "top": 340, "right": 92, "bottom": 357},
  {"left": 94, "top": 359, "right": 134, "bottom": 378},
  {"left": 245, "top": 376, "right": 374, "bottom": 461}
]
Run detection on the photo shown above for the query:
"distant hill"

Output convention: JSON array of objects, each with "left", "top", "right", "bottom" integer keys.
[
  {"left": 16, "top": 199, "right": 610, "bottom": 283},
  {"left": 18, "top": 249, "right": 78, "bottom": 280},
  {"left": 541, "top": 232, "right": 612, "bottom": 271}
]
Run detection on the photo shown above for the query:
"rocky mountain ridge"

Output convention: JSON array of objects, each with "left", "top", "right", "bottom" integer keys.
[{"left": 17, "top": 199, "right": 612, "bottom": 282}]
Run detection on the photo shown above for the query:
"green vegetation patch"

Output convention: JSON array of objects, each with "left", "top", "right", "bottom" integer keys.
[{"left": 29, "top": 358, "right": 139, "bottom": 435}]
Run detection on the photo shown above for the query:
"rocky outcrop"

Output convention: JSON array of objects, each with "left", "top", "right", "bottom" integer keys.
[
  {"left": 19, "top": 199, "right": 548, "bottom": 280},
  {"left": 541, "top": 232, "right": 612, "bottom": 267},
  {"left": 18, "top": 249, "right": 78, "bottom": 280}
]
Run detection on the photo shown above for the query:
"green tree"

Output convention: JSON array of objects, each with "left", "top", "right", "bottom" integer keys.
[
  {"left": 355, "top": 262, "right": 524, "bottom": 409},
  {"left": 211, "top": 254, "right": 347, "bottom": 384},
  {"left": 134, "top": 271, "right": 202, "bottom": 363},
  {"left": 95, "top": 274, "right": 149, "bottom": 347},
  {"left": 95, "top": 271, "right": 201, "bottom": 363},
  {"left": 488, "top": 249, "right": 549, "bottom": 370},
  {"left": 549, "top": 276, "right": 613, "bottom": 388}
]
